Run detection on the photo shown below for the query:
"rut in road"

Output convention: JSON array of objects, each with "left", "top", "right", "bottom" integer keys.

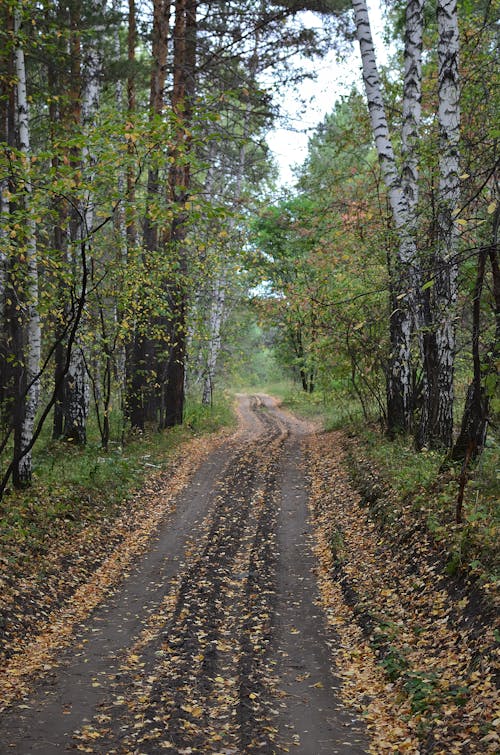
[{"left": 0, "top": 395, "right": 368, "bottom": 754}]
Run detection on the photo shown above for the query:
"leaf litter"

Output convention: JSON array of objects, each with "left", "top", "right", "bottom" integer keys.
[
  {"left": 4, "top": 397, "right": 493, "bottom": 753},
  {"left": 305, "top": 429, "right": 499, "bottom": 754},
  {"left": 0, "top": 427, "right": 231, "bottom": 711}
]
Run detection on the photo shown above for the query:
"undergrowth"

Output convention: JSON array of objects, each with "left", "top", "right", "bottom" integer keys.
[
  {"left": 351, "top": 426, "right": 499, "bottom": 585},
  {"left": 272, "top": 386, "right": 499, "bottom": 585},
  {"left": 0, "top": 395, "right": 235, "bottom": 570}
]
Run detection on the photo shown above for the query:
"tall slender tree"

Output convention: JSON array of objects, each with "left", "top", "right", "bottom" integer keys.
[
  {"left": 352, "top": 0, "right": 422, "bottom": 435},
  {"left": 163, "top": 0, "right": 197, "bottom": 427},
  {"left": 126, "top": 0, "right": 172, "bottom": 430}
]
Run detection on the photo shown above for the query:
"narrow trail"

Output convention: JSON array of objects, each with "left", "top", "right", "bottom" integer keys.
[{"left": 0, "top": 395, "right": 368, "bottom": 754}]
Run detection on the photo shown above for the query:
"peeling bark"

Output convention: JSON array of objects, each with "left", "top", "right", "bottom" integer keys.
[
  {"left": 11, "top": 5, "right": 41, "bottom": 487},
  {"left": 420, "top": 0, "right": 461, "bottom": 449},
  {"left": 352, "top": 0, "right": 420, "bottom": 434}
]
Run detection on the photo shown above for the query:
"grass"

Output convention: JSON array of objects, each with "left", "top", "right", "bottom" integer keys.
[
  {"left": 241, "top": 378, "right": 370, "bottom": 429},
  {"left": 0, "top": 394, "right": 235, "bottom": 568},
  {"left": 348, "top": 424, "right": 499, "bottom": 585},
  {"left": 250, "top": 379, "right": 499, "bottom": 584}
]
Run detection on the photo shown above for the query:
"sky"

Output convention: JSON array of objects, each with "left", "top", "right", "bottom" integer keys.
[{"left": 266, "top": 1, "right": 390, "bottom": 187}]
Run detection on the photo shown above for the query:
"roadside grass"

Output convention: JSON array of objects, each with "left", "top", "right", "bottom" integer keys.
[
  {"left": 0, "top": 394, "right": 235, "bottom": 570},
  {"left": 259, "top": 384, "right": 498, "bottom": 586},
  {"left": 306, "top": 410, "right": 499, "bottom": 750},
  {"left": 350, "top": 426, "right": 499, "bottom": 585}
]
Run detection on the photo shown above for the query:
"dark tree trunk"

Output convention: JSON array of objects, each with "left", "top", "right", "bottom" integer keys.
[
  {"left": 451, "top": 212, "right": 500, "bottom": 463},
  {"left": 126, "top": 0, "right": 171, "bottom": 430},
  {"left": 386, "top": 286, "right": 413, "bottom": 436},
  {"left": 163, "top": 0, "right": 196, "bottom": 428}
]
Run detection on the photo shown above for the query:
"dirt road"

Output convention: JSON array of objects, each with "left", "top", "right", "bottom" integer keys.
[{"left": 0, "top": 395, "right": 367, "bottom": 754}]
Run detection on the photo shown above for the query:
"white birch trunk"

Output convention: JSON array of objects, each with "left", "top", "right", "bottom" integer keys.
[
  {"left": 352, "top": 0, "right": 418, "bottom": 432},
  {"left": 113, "top": 0, "right": 128, "bottom": 392},
  {"left": 64, "top": 347, "right": 90, "bottom": 443},
  {"left": 63, "top": 5, "right": 103, "bottom": 443},
  {"left": 433, "top": 0, "right": 460, "bottom": 446},
  {"left": 401, "top": 0, "right": 424, "bottom": 211},
  {"left": 81, "top": 20, "right": 101, "bottom": 239},
  {"left": 202, "top": 273, "right": 227, "bottom": 405},
  {"left": 14, "top": 5, "right": 41, "bottom": 484}
]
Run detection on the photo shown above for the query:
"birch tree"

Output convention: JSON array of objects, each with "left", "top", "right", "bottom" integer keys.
[
  {"left": 7, "top": 2, "right": 41, "bottom": 486},
  {"left": 61, "top": 1, "right": 106, "bottom": 444},
  {"left": 427, "top": 0, "right": 460, "bottom": 447},
  {"left": 352, "top": 0, "right": 422, "bottom": 434}
]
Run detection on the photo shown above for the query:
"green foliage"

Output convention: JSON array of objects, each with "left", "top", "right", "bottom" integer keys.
[
  {"left": 0, "top": 395, "right": 234, "bottom": 566},
  {"left": 351, "top": 424, "right": 500, "bottom": 583},
  {"left": 250, "top": 92, "right": 389, "bottom": 414}
]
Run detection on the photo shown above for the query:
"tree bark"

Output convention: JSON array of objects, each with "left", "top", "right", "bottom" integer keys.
[
  {"left": 352, "top": 0, "right": 420, "bottom": 435},
  {"left": 62, "top": 0, "right": 104, "bottom": 444},
  {"left": 432, "top": 0, "right": 460, "bottom": 448},
  {"left": 163, "top": 0, "right": 197, "bottom": 428},
  {"left": 451, "top": 209, "right": 500, "bottom": 463},
  {"left": 126, "top": 0, "right": 171, "bottom": 430},
  {"left": 202, "top": 274, "right": 227, "bottom": 405},
  {"left": 401, "top": 0, "right": 424, "bottom": 212},
  {"left": 10, "top": 5, "right": 41, "bottom": 487},
  {"left": 418, "top": 0, "right": 461, "bottom": 449}
]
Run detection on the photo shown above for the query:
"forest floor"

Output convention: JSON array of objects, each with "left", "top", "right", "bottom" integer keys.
[{"left": 0, "top": 395, "right": 497, "bottom": 754}]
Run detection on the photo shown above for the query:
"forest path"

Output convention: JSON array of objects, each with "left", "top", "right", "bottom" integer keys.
[{"left": 0, "top": 395, "right": 367, "bottom": 754}]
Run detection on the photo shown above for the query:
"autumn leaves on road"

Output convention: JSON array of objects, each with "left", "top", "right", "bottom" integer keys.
[{"left": 0, "top": 396, "right": 367, "bottom": 754}]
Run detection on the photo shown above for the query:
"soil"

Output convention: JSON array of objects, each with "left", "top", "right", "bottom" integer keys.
[{"left": 0, "top": 395, "right": 368, "bottom": 754}]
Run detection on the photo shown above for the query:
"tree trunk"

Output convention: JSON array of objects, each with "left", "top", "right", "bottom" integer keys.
[
  {"left": 163, "top": 0, "right": 197, "bottom": 428},
  {"left": 352, "top": 0, "right": 420, "bottom": 435},
  {"left": 451, "top": 209, "right": 500, "bottom": 463},
  {"left": 432, "top": 0, "right": 460, "bottom": 448},
  {"left": 419, "top": 0, "right": 461, "bottom": 449},
  {"left": 0, "top": 14, "right": 13, "bottom": 426},
  {"left": 126, "top": 0, "right": 138, "bottom": 246},
  {"left": 401, "top": 0, "right": 424, "bottom": 212},
  {"left": 126, "top": 0, "right": 171, "bottom": 430},
  {"left": 10, "top": 5, "right": 41, "bottom": 487},
  {"left": 63, "top": 347, "right": 89, "bottom": 444},
  {"left": 202, "top": 274, "right": 227, "bottom": 405}
]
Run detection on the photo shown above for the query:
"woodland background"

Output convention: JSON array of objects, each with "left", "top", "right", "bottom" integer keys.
[{"left": 0, "top": 0, "right": 498, "bottom": 576}]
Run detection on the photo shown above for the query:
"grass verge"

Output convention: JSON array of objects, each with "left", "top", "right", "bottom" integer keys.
[
  {"left": 262, "top": 384, "right": 498, "bottom": 586},
  {"left": 0, "top": 395, "right": 235, "bottom": 668},
  {"left": 306, "top": 429, "right": 499, "bottom": 753},
  {"left": 0, "top": 395, "right": 234, "bottom": 566}
]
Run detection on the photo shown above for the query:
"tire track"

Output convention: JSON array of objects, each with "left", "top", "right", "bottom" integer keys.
[
  {"left": 0, "top": 395, "right": 369, "bottom": 754},
  {"left": 80, "top": 401, "right": 288, "bottom": 753}
]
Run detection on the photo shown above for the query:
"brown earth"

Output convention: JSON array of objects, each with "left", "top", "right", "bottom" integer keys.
[{"left": 0, "top": 395, "right": 368, "bottom": 754}]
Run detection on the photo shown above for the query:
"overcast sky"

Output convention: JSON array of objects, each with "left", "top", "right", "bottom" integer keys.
[{"left": 266, "top": 1, "right": 390, "bottom": 186}]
